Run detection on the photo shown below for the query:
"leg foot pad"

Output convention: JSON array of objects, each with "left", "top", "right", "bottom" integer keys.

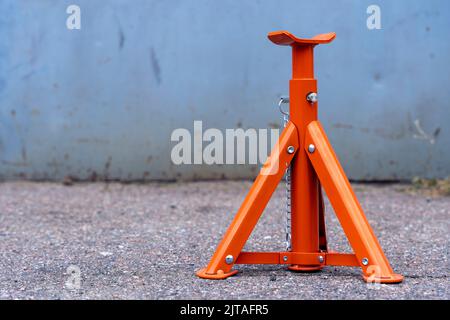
[
  {"left": 363, "top": 273, "right": 403, "bottom": 284},
  {"left": 196, "top": 268, "right": 238, "bottom": 280}
]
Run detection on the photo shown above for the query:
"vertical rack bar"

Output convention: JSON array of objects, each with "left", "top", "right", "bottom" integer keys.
[{"left": 288, "top": 44, "right": 322, "bottom": 271}]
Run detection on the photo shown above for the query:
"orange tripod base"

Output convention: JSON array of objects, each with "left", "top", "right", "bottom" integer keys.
[
  {"left": 196, "top": 120, "right": 404, "bottom": 284},
  {"left": 196, "top": 268, "right": 238, "bottom": 280}
]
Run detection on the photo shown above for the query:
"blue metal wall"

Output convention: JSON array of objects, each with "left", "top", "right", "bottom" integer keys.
[{"left": 0, "top": 0, "right": 449, "bottom": 181}]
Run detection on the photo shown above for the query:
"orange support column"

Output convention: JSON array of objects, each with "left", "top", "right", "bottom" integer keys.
[{"left": 288, "top": 44, "right": 321, "bottom": 271}]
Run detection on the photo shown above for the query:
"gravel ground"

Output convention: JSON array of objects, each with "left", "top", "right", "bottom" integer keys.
[{"left": 0, "top": 181, "right": 448, "bottom": 300}]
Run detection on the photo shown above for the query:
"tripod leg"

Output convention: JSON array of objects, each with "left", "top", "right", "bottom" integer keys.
[
  {"left": 197, "top": 122, "right": 299, "bottom": 279},
  {"left": 305, "top": 121, "right": 403, "bottom": 283}
]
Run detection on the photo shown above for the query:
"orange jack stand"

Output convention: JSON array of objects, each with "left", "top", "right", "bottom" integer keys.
[{"left": 196, "top": 31, "right": 403, "bottom": 283}]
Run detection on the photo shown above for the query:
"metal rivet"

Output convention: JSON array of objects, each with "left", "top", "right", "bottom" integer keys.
[
  {"left": 306, "top": 92, "right": 318, "bottom": 103},
  {"left": 283, "top": 256, "right": 288, "bottom": 262},
  {"left": 287, "top": 146, "right": 295, "bottom": 154},
  {"left": 308, "top": 144, "right": 316, "bottom": 153},
  {"left": 318, "top": 255, "right": 324, "bottom": 263},
  {"left": 225, "top": 255, "right": 234, "bottom": 265},
  {"left": 362, "top": 258, "right": 369, "bottom": 266}
]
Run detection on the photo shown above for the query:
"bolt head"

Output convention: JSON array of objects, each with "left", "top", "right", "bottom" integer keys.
[
  {"left": 308, "top": 144, "right": 316, "bottom": 153},
  {"left": 362, "top": 258, "right": 369, "bottom": 266},
  {"left": 225, "top": 255, "right": 234, "bottom": 265},
  {"left": 287, "top": 146, "right": 295, "bottom": 154},
  {"left": 306, "top": 92, "right": 318, "bottom": 103}
]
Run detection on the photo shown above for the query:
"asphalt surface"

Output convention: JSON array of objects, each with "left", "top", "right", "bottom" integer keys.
[{"left": 0, "top": 181, "right": 448, "bottom": 300}]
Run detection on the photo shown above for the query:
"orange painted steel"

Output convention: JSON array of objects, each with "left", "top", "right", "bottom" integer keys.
[
  {"left": 235, "top": 252, "right": 359, "bottom": 267},
  {"left": 197, "top": 121, "right": 299, "bottom": 279},
  {"left": 197, "top": 30, "right": 403, "bottom": 283},
  {"left": 305, "top": 121, "right": 403, "bottom": 283}
]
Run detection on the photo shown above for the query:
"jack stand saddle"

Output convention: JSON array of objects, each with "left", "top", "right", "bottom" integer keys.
[{"left": 196, "top": 31, "right": 403, "bottom": 283}]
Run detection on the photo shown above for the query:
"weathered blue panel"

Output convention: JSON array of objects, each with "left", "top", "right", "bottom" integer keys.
[{"left": 0, "top": 0, "right": 449, "bottom": 181}]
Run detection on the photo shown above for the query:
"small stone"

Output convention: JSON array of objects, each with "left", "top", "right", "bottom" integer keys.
[{"left": 62, "top": 176, "right": 74, "bottom": 186}]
